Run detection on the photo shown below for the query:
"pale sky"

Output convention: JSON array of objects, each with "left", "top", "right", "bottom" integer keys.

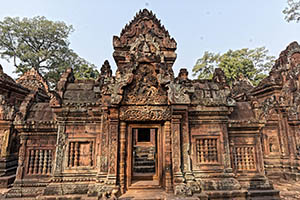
[{"left": 0, "top": 0, "right": 299, "bottom": 79}]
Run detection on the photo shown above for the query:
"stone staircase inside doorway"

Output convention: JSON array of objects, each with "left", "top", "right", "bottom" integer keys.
[{"left": 133, "top": 146, "right": 155, "bottom": 174}]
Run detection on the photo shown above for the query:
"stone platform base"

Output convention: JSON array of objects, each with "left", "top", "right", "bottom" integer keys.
[
  {"left": 119, "top": 189, "right": 279, "bottom": 200},
  {"left": 0, "top": 174, "right": 15, "bottom": 188},
  {"left": 274, "top": 180, "right": 300, "bottom": 200},
  {"left": 203, "top": 189, "right": 278, "bottom": 200},
  {"left": 119, "top": 189, "right": 207, "bottom": 200},
  {"left": 0, "top": 183, "right": 280, "bottom": 200}
]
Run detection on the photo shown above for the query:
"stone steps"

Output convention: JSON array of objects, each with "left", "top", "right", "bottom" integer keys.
[
  {"left": 134, "top": 160, "right": 155, "bottom": 166},
  {"left": 134, "top": 146, "right": 156, "bottom": 174},
  {"left": 37, "top": 195, "right": 98, "bottom": 200}
]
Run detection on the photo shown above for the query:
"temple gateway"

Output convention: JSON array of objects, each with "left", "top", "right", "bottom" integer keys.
[{"left": 0, "top": 9, "right": 300, "bottom": 199}]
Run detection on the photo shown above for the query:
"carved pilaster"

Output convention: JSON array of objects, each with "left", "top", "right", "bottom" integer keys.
[
  {"left": 53, "top": 123, "right": 66, "bottom": 176},
  {"left": 283, "top": 113, "right": 296, "bottom": 158},
  {"left": 99, "top": 108, "right": 109, "bottom": 178},
  {"left": 107, "top": 119, "right": 119, "bottom": 185},
  {"left": 1, "top": 128, "right": 10, "bottom": 157},
  {"left": 278, "top": 118, "right": 288, "bottom": 156},
  {"left": 119, "top": 121, "right": 126, "bottom": 193},
  {"left": 164, "top": 121, "right": 172, "bottom": 192},
  {"left": 255, "top": 128, "right": 265, "bottom": 174},
  {"left": 171, "top": 115, "right": 184, "bottom": 184},
  {"left": 222, "top": 123, "right": 233, "bottom": 172},
  {"left": 179, "top": 108, "right": 193, "bottom": 181},
  {"left": 15, "top": 135, "right": 27, "bottom": 180}
]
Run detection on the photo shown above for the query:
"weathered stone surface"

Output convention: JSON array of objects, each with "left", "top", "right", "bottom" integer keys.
[{"left": 4, "top": 8, "right": 300, "bottom": 200}]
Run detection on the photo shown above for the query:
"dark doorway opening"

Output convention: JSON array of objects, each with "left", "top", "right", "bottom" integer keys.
[
  {"left": 137, "top": 128, "right": 151, "bottom": 142},
  {"left": 132, "top": 128, "right": 157, "bottom": 180}
]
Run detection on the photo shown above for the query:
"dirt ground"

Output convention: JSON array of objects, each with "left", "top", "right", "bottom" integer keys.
[{"left": 273, "top": 180, "right": 300, "bottom": 200}]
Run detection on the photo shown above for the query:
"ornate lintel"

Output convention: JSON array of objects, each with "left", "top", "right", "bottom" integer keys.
[{"left": 119, "top": 106, "right": 171, "bottom": 121}]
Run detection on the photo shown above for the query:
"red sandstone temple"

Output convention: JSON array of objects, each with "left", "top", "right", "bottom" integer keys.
[{"left": 0, "top": 9, "right": 299, "bottom": 199}]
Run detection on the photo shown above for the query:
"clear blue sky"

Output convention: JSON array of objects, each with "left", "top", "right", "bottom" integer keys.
[{"left": 0, "top": 0, "right": 299, "bottom": 79}]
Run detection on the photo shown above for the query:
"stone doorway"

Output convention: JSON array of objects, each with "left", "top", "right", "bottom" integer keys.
[
  {"left": 132, "top": 128, "right": 157, "bottom": 179},
  {"left": 127, "top": 124, "right": 162, "bottom": 189}
]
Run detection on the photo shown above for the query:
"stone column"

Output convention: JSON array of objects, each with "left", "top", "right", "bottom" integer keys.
[
  {"left": 0, "top": 127, "right": 10, "bottom": 158},
  {"left": 181, "top": 109, "right": 193, "bottom": 181},
  {"left": 171, "top": 115, "right": 184, "bottom": 184},
  {"left": 119, "top": 121, "right": 126, "bottom": 193},
  {"left": 284, "top": 112, "right": 298, "bottom": 174},
  {"left": 15, "top": 135, "right": 27, "bottom": 181},
  {"left": 278, "top": 118, "right": 287, "bottom": 156},
  {"left": 107, "top": 119, "right": 119, "bottom": 185},
  {"left": 256, "top": 132, "right": 265, "bottom": 174},
  {"left": 283, "top": 113, "right": 296, "bottom": 157},
  {"left": 98, "top": 108, "right": 109, "bottom": 179},
  {"left": 53, "top": 123, "right": 66, "bottom": 176},
  {"left": 222, "top": 123, "right": 233, "bottom": 173},
  {"left": 164, "top": 121, "right": 173, "bottom": 192}
]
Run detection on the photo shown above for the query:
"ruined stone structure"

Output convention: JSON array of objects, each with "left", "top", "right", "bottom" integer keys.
[{"left": 1, "top": 9, "right": 300, "bottom": 199}]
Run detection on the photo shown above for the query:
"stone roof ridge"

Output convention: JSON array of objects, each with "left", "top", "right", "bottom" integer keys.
[
  {"left": 253, "top": 41, "right": 300, "bottom": 93},
  {"left": 286, "top": 41, "right": 300, "bottom": 56},
  {"left": 57, "top": 67, "right": 75, "bottom": 98},
  {"left": 274, "top": 41, "right": 300, "bottom": 68},
  {"left": 232, "top": 74, "right": 254, "bottom": 101},
  {"left": 120, "top": 9, "right": 170, "bottom": 39},
  {"left": 16, "top": 67, "right": 49, "bottom": 93}
]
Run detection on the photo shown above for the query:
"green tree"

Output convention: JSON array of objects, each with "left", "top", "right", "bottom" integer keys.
[
  {"left": 192, "top": 47, "right": 275, "bottom": 86},
  {"left": 283, "top": 0, "right": 300, "bottom": 22},
  {"left": 0, "top": 16, "right": 99, "bottom": 87}
]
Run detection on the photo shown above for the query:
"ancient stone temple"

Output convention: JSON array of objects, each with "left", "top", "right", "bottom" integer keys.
[{"left": 1, "top": 9, "right": 300, "bottom": 199}]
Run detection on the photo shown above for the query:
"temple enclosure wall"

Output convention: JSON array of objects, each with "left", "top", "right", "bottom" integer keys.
[{"left": 1, "top": 9, "right": 300, "bottom": 199}]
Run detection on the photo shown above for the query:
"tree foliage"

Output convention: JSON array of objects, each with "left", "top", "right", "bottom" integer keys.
[
  {"left": 192, "top": 47, "right": 275, "bottom": 86},
  {"left": 0, "top": 16, "right": 99, "bottom": 87},
  {"left": 283, "top": 0, "right": 300, "bottom": 22}
]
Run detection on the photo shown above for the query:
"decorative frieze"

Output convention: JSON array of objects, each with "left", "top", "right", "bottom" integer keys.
[{"left": 120, "top": 106, "right": 171, "bottom": 121}]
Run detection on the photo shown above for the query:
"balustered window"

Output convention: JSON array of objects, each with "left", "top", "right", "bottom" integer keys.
[
  {"left": 27, "top": 149, "right": 53, "bottom": 175},
  {"left": 233, "top": 146, "right": 256, "bottom": 171},
  {"left": 68, "top": 141, "right": 94, "bottom": 167},
  {"left": 196, "top": 138, "right": 218, "bottom": 164}
]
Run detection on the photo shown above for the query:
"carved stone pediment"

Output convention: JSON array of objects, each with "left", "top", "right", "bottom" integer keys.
[
  {"left": 16, "top": 68, "right": 49, "bottom": 94},
  {"left": 119, "top": 106, "right": 171, "bottom": 121},
  {"left": 108, "top": 9, "right": 177, "bottom": 106},
  {"left": 122, "top": 63, "right": 168, "bottom": 105},
  {"left": 113, "top": 9, "right": 176, "bottom": 53},
  {"left": 250, "top": 42, "right": 300, "bottom": 120},
  {"left": 113, "top": 9, "right": 177, "bottom": 72}
]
